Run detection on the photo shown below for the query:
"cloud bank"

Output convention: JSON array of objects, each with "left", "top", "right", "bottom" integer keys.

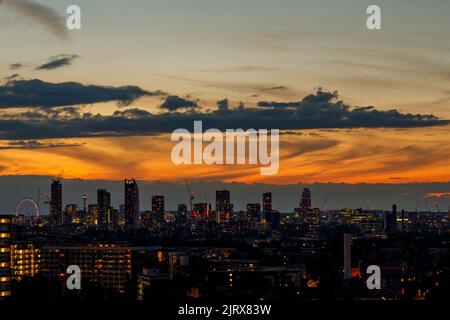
[
  {"left": 0, "top": 79, "right": 162, "bottom": 108},
  {"left": 0, "top": 84, "right": 447, "bottom": 140}
]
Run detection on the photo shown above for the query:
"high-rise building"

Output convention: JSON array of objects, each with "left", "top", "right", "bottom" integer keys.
[
  {"left": 82, "top": 194, "right": 88, "bottom": 213},
  {"left": 152, "top": 196, "right": 165, "bottom": 222},
  {"left": 85, "top": 204, "right": 98, "bottom": 226},
  {"left": 263, "top": 192, "right": 272, "bottom": 212},
  {"left": 265, "top": 210, "right": 281, "bottom": 227},
  {"left": 41, "top": 244, "right": 132, "bottom": 295},
  {"left": 216, "top": 190, "right": 231, "bottom": 223},
  {"left": 110, "top": 208, "right": 119, "bottom": 228},
  {"left": 64, "top": 204, "right": 79, "bottom": 225},
  {"left": 246, "top": 203, "right": 261, "bottom": 222},
  {"left": 176, "top": 204, "right": 188, "bottom": 227},
  {"left": 0, "top": 215, "right": 11, "bottom": 299},
  {"left": 193, "top": 203, "right": 212, "bottom": 220},
  {"left": 384, "top": 204, "right": 397, "bottom": 236},
  {"left": 118, "top": 204, "right": 126, "bottom": 226},
  {"left": 50, "top": 179, "right": 62, "bottom": 225},
  {"left": 300, "top": 188, "right": 312, "bottom": 212},
  {"left": 125, "top": 179, "right": 140, "bottom": 229},
  {"left": 97, "top": 189, "right": 111, "bottom": 227},
  {"left": 10, "top": 243, "right": 41, "bottom": 281}
]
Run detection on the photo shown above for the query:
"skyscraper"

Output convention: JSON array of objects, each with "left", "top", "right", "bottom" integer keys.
[
  {"left": 86, "top": 204, "right": 98, "bottom": 226},
  {"left": 384, "top": 204, "right": 397, "bottom": 236},
  {"left": 152, "top": 195, "right": 165, "bottom": 222},
  {"left": 263, "top": 192, "right": 272, "bottom": 212},
  {"left": 246, "top": 203, "right": 261, "bottom": 222},
  {"left": 0, "top": 215, "right": 11, "bottom": 299},
  {"left": 50, "top": 179, "right": 62, "bottom": 225},
  {"left": 177, "top": 204, "right": 188, "bottom": 224},
  {"left": 64, "top": 204, "right": 79, "bottom": 225},
  {"left": 97, "top": 189, "right": 111, "bottom": 227},
  {"left": 177, "top": 204, "right": 187, "bottom": 216},
  {"left": 300, "top": 188, "right": 312, "bottom": 212},
  {"left": 193, "top": 203, "right": 212, "bottom": 220},
  {"left": 124, "top": 179, "right": 140, "bottom": 229},
  {"left": 216, "top": 190, "right": 231, "bottom": 223}
]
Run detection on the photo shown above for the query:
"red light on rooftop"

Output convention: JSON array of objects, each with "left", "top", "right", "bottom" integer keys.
[{"left": 351, "top": 268, "right": 361, "bottom": 278}]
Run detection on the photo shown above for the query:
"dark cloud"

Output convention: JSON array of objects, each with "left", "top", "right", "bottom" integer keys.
[
  {"left": 160, "top": 95, "right": 198, "bottom": 111},
  {"left": 217, "top": 99, "right": 229, "bottom": 111},
  {"left": 2, "top": 107, "right": 81, "bottom": 120},
  {"left": 262, "top": 86, "right": 288, "bottom": 91},
  {"left": 1, "top": 0, "right": 69, "bottom": 40},
  {"left": 35, "top": 54, "right": 80, "bottom": 71},
  {"left": 4, "top": 74, "right": 20, "bottom": 81},
  {"left": 258, "top": 89, "right": 339, "bottom": 108},
  {"left": 0, "top": 140, "right": 84, "bottom": 150},
  {"left": 0, "top": 87, "right": 447, "bottom": 140},
  {"left": 9, "top": 63, "right": 23, "bottom": 70},
  {"left": 0, "top": 79, "right": 163, "bottom": 108},
  {"left": 113, "top": 108, "right": 152, "bottom": 119}
]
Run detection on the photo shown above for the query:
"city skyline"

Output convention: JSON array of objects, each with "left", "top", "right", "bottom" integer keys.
[
  {"left": 2, "top": 175, "right": 449, "bottom": 214},
  {"left": 1, "top": 173, "right": 448, "bottom": 304},
  {"left": 2, "top": 0, "right": 450, "bottom": 308}
]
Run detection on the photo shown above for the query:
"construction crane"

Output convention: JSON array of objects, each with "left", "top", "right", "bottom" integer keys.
[
  {"left": 43, "top": 192, "right": 51, "bottom": 215},
  {"left": 320, "top": 197, "right": 327, "bottom": 211},
  {"left": 184, "top": 179, "right": 195, "bottom": 214},
  {"left": 434, "top": 201, "right": 440, "bottom": 213}
]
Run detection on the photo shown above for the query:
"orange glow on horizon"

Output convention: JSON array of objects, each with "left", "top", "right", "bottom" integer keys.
[{"left": 0, "top": 125, "right": 449, "bottom": 185}]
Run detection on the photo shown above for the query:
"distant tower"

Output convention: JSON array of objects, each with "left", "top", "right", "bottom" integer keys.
[
  {"left": 384, "top": 204, "right": 397, "bottom": 236},
  {"left": 343, "top": 233, "right": 352, "bottom": 280},
  {"left": 247, "top": 203, "right": 261, "bottom": 222},
  {"left": 263, "top": 192, "right": 272, "bottom": 212},
  {"left": 193, "top": 203, "right": 212, "bottom": 219},
  {"left": 300, "top": 188, "right": 312, "bottom": 211},
  {"left": 177, "top": 204, "right": 188, "bottom": 222},
  {"left": 83, "top": 194, "right": 87, "bottom": 213},
  {"left": 152, "top": 195, "right": 165, "bottom": 222},
  {"left": 216, "top": 190, "right": 231, "bottom": 223},
  {"left": 124, "top": 179, "right": 140, "bottom": 229},
  {"left": 50, "top": 179, "right": 62, "bottom": 225},
  {"left": 97, "top": 189, "right": 111, "bottom": 227}
]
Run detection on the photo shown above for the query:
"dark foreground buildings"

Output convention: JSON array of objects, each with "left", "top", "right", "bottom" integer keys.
[{"left": 0, "top": 215, "right": 11, "bottom": 299}]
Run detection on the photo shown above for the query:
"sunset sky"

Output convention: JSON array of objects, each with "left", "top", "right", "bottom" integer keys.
[{"left": 1, "top": 0, "right": 449, "bottom": 186}]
